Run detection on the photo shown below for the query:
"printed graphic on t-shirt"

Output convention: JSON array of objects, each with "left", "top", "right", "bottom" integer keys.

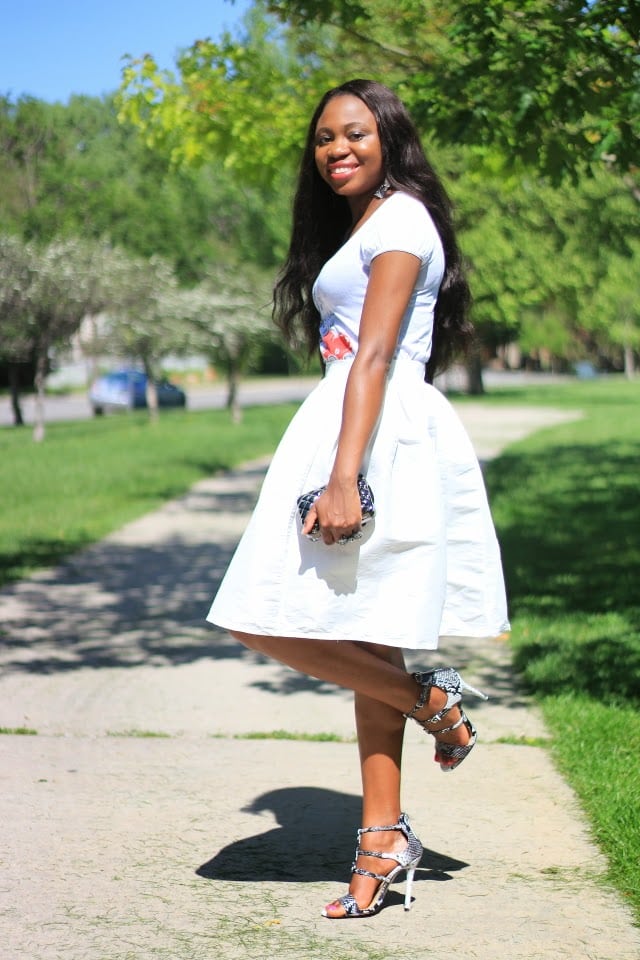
[{"left": 319, "top": 314, "right": 355, "bottom": 362}]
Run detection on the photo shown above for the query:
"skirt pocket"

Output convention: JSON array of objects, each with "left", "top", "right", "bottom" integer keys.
[{"left": 384, "top": 436, "right": 445, "bottom": 546}]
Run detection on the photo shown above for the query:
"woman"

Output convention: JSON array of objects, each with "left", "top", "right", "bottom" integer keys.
[{"left": 207, "top": 79, "right": 509, "bottom": 919}]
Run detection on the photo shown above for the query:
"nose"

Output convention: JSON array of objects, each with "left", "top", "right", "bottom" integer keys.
[{"left": 327, "top": 135, "right": 350, "bottom": 160}]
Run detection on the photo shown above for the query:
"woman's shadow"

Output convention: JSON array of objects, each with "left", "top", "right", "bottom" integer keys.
[{"left": 196, "top": 786, "right": 468, "bottom": 888}]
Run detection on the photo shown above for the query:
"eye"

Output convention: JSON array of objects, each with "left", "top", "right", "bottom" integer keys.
[
  {"left": 349, "top": 131, "right": 365, "bottom": 140},
  {"left": 315, "top": 133, "right": 332, "bottom": 146}
]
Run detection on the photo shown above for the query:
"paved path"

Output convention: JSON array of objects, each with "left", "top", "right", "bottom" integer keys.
[{"left": 1, "top": 403, "right": 638, "bottom": 960}]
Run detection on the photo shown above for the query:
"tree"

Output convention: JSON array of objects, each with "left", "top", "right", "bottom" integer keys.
[
  {"left": 0, "top": 234, "right": 34, "bottom": 425},
  {"left": 121, "top": 1, "right": 640, "bottom": 179},
  {"left": 265, "top": 0, "right": 640, "bottom": 180},
  {"left": 116, "top": 0, "right": 639, "bottom": 388},
  {"left": 585, "top": 243, "right": 640, "bottom": 377},
  {"left": 453, "top": 156, "right": 640, "bottom": 375},
  {"left": 0, "top": 96, "right": 56, "bottom": 221},
  {"left": 180, "top": 264, "right": 277, "bottom": 422},
  {"left": 21, "top": 238, "right": 105, "bottom": 441},
  {"left": 0, "top": 236, "right": 139, "bottom": 436},
  {"left": 117, "top": 8, "right": 329, "bottom": 186},
  {"left": 0, "top": 94, "right": 278, "bottom": 282},
  {"left": 103, "top": 253, "right": 186, "bottom": 419}
]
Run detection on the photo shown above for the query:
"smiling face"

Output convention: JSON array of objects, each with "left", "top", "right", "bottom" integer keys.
[{"left": 314, "top": 94, "right": 384, "bottom": 212}]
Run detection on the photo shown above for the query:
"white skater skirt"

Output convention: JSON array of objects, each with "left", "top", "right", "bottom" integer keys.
[{"left": 207, "top": 358, "right": 509, "bottom": 650}]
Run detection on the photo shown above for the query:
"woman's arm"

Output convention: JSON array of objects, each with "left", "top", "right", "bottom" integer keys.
[{"left": 304, "top": 249, "right": 422, "bottom": 545}]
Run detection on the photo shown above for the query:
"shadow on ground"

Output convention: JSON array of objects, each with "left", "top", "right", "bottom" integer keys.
[
  {"left": 0, "top": 456, "right": 531, "bottom": 717},
  {"left": 196, "top": 786, "right": 467, "bottom": 886},
  {"left": 0, "top": 536, "right": 240, "bottom": 674},
  {"left": 0, "top": 468, "right": 270, "bottom": 675}
]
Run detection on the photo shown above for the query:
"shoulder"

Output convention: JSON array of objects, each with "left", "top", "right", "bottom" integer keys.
[
  {"left": 380, "top": 192, "right": 433, "bottom": 226},
  {"left": 386, "top": 191, "right": 428, "bottom": 215},
  {"left": 360, "top": 191, "right": 440, "bottom": 265}
]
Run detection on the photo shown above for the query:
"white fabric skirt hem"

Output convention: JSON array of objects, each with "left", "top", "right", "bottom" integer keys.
[
  {"left": 207, "top": 358, "right": 510, "bottom": 651},
  {"left": 207, "top": 617, "right": 510, "bottom": 650}
]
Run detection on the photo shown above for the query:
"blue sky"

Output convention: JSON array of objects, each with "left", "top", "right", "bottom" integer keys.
[{"left": 0, "top": 0, "right": 254, "bottom": 103}]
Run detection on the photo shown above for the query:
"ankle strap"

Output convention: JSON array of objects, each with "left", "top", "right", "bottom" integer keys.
[
  {"left": 358, "top": 813, "right": 410, "bottom": 838},
  {"left": 402, "top": 674, "right": 431, "bottom": 720}
]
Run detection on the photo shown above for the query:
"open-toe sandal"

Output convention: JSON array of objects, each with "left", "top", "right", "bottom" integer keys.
[
  {"left": 322, "top": 813, "right": 423, "bottom": 919},
  {"left": 404, "top": 667, "right": 488, "bottom": 772}
]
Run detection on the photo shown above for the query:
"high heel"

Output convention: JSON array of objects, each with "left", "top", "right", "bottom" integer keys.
[
  {"left": 404, "top": 667, "right": 488, "bottom": 772},
  {"left": 322, "top": 812, "right": 423, "bottom": 919}
]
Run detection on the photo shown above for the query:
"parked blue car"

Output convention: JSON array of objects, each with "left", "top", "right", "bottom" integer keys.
[{"left": 89, "top": 369, "right": 186, "bottom": 415}]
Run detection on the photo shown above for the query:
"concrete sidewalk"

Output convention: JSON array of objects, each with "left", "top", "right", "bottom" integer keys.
[{"left": 1, "top": 403, "right": 638, "bottom": 960}]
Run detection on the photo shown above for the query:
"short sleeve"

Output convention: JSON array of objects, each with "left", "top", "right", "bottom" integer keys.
[{"left": 360, "top": 193, "right": 438, "bottom": 267}]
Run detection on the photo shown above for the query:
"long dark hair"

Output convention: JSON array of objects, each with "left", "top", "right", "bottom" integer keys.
[{"left": 273, "top": 79, "right": 473, "bottom": 379}]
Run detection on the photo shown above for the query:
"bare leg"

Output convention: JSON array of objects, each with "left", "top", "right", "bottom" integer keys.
[
  {"left": 324, "top": 643, "right": 409, "bottom": 917},
  {"left": 232, "top": 631, "right": 416, "bottom": 714},
  {"left": 231, "top": 631, "right": 470, "bottom": 747},
  {"left": 232, "top": 631, "right": 470, "bottom": 913}
]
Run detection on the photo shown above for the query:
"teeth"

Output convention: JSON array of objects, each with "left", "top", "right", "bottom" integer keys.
[{"left": 331, "top": 167, "right": 355, "bottom": 174}]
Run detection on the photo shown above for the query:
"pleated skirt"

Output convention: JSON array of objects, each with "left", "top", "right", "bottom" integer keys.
[{"left": 207, "top": 358, "right": 509, "bottom": 649}]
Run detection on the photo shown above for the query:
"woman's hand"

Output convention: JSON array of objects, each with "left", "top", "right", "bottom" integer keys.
[
  {"left": 303, "top": 252, "right": 422, "bottom": 547},
  {"left": 302, "top": 478, "right": 362, "bottom": 545}
]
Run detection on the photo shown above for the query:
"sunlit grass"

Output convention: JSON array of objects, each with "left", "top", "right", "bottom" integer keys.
[
  {"left": 541, "top": 695, "right": 640, "bottom": 914},
  {"left": 455, "top": 372, "right": 635, "bottom": 408},
  {"left": 233, "top": 730, "right": 354, "bottom": 743},
  {"left": 484, "top": 376, "right": 640, "bottom": 921},
  {"left": 0, "top": 404, "right": 296, "bottom": 586},
  {"left": 106, "top": 729, "right": 172, "bottom": 738},
  {"left": 2, "top": 376, "right": 640, "bottom": 921}
]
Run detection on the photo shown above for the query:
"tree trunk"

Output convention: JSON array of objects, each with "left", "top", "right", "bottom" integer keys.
[
  {"left": 465, "top": 342, "right": 485, "bottom": 395},
  {"left": 226, "top": 365, "right": 242, "bottom": 424},
  {"left": 32, "top": 347, "right": 47, "bottom": 442},
  {"left": 623, "top": 343, "right": 636, "bottom": 379},
  {"left": 85, "top": 314, "right": 101, "bottom": 387},
  {"left": 143, "top": 359, "right": 159, "bottom": 422},
  {"left": 8, "top": 363, "right": 24, "bottom": 427}
]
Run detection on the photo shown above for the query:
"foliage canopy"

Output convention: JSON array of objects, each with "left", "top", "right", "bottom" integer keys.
[{"left": 266, "top": 0, "right": 640, "bottom": 179}]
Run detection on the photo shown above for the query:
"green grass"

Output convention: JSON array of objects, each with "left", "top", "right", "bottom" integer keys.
[
  {"left": 483, "top": 376, "right": 640, "bottom": 921},
  {"left": 0, "top": 404, "right": 296, "bottom": 587},
  {"left": 106, "top": 729, "right": 172, "bottom": 738},
  {"left": 541, "top": 695, "right": 640, "bottom": 914},
  {"left": 493, "top": 734, "right": 551, "bottom": 748},
  {"left": 454, "top": 373, "right": 637, "bottom": 409},
  {"left": 0, "top": 726, "right": 38, "bottom": 735},
  {"left": 2, "top": 376, "right": 640, "bottom": 924},
  {"left": 232, "top": 729, "right": 354, "bottom": 742}
]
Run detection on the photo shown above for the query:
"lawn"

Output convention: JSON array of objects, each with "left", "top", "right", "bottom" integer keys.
[
  {"left": 0, "top": 403, "right": 295, "bottom": 585},
  {"left": 482, "top": 376, "right": 640, "bottom": 921},
  {"left": 2, "top": 376, "right": 639, "bottom": 922}
]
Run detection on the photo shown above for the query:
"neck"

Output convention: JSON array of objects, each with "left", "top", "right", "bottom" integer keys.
[{"left": 348, "top": 192, "right": 383, "bottom": 234}]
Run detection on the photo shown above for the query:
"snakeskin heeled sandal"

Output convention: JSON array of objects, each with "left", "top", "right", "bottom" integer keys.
[
  {"left": 404, "top": 667, "right": 488, "bottom": 772},
  {"left": 322, "top": 813, "right": 423, "bottom": 919}
]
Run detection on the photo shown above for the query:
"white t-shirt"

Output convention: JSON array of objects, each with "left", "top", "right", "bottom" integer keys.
[{"left": 312, "top": 191, "right": 445, "bottom": 364}]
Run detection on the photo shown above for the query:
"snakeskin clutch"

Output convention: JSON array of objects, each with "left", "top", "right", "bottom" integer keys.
[{"left": 297, "top": 474, "right": 375, "bottom": 542}]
